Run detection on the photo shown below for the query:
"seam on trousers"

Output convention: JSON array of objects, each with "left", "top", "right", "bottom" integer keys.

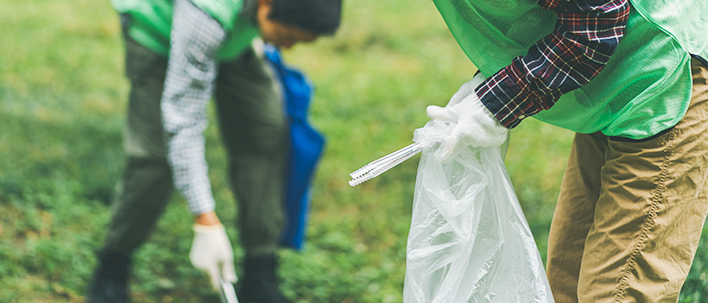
[{"left": 611, "top": 128, "right": 677, "bottom": 302}]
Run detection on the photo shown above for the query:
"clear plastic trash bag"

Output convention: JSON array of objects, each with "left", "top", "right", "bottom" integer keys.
[{"left": 403, "top": 120, "right": 554, "bottom": 303}]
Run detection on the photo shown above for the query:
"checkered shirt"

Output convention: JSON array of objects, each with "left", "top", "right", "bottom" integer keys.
[
  {"left": 161, "top": 0, "right": 226, "bottom": 215},
  {"left": 476, "top": 0, "right": 630, "bottom": 128}
]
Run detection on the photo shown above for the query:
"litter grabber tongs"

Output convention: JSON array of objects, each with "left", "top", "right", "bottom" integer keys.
[
  {"left": 219, "top": 277, "right": 239, "bottom": 303},
  {"left": 349, "top": 142, "right": 425, "bottom": 186}
]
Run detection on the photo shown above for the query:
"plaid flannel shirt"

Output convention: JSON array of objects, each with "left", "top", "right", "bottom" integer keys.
[
  {"left": 476, "top": 0, "right": 630, "bottom": 128},
  {"left": 161, "top": 0, "right": 225, "bottom": 215}
]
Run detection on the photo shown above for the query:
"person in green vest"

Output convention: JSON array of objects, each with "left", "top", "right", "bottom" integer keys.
[
  {"left": 86, "top": 0, "right": 341, "bottom": 302},
  {"left": 424, "top": 0, "right": 708, "bottom": 302}
]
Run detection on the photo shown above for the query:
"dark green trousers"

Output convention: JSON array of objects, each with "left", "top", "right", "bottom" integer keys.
[{"left": 102, "top": 37, "right": 288, "bottom": 257}]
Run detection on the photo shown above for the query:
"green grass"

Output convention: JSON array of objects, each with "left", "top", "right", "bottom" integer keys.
[{"left": 1, "top": 0, "right": 707, "bottom": 302}]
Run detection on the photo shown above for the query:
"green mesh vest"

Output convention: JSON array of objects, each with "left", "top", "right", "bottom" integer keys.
[
  {"left": 112, "top": 0, "right": 259, "bottom": 61},
  {"left": 434, "top": 0, "right": 708, "bottom": 139}
]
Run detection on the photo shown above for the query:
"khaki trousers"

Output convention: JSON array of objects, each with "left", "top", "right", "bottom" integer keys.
[
  {"left": 101, "top": 37, "right": 288, "bottom": 257},
  {"left": 547, "top": 58, "right": 708, "bottom": 302}
]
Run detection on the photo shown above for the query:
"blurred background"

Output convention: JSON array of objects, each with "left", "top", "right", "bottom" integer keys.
[{"left": 0, "top": 0, "right": 706, "bottom": 302}]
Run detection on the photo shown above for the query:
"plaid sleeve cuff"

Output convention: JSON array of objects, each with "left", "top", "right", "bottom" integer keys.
[{"left": 475, "top": 58, "right": 561, "bottom": 128}]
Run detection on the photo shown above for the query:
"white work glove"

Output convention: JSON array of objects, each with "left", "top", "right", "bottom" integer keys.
[
  {"left": 426, "top": 73, "right": 508, "bottom": 159},
  {"left": 189, "top": 224, "right": 238, "bottom": 290}
]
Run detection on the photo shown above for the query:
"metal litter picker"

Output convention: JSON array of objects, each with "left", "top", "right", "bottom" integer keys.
[
  {"left": 219, "top": 278, "right": 239, "bottom": 303},
  {"left": 349, "top": 143, "right": 424, "bottom": 186}
]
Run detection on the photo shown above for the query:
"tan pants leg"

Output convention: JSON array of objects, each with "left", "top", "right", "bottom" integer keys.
[{"left": 547, "top": 58, "right": 708, "bottom": 303}]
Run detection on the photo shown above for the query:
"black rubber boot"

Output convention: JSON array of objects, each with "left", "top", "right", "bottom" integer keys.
[
  {"left": 237, "top": 255, "right": 292, "bottom": 303},
  {"left": 86, "top": 251, "right": 131, "bottom": 303}
]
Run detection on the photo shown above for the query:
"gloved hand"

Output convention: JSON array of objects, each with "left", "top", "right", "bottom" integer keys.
[
  {"left": 426, "top": 73, "right": 508, "bottom": 159},
  {"left": 189, "top": 224, "right": 238, "bottom": 290}
]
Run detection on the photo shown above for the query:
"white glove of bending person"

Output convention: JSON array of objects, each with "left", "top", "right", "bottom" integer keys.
[
  {"left": 426, "top": 73, "right": 508, "bottom": 159},
  {"left": 189, "top": 224, "right": 238, "bottom": 290}
]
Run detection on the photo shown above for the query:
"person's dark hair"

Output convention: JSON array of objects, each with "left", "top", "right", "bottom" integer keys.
[{"left": 269, "top": 0, "right": 342, "bottom": 36}]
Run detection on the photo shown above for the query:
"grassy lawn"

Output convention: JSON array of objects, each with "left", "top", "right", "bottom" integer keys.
[{"left": 1, "top": 0, "right": 707, "bottom": 302}]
